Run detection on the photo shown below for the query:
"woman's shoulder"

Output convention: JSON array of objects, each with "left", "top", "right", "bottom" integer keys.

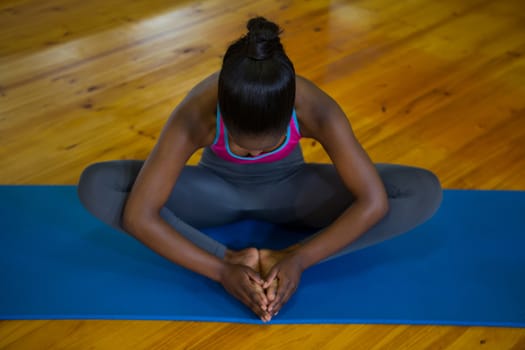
[
  {"left": 295, "top": 75, "right": 339, "bottom": 138},
  {"left": 165, "top": 72, "right": 219, "bottom": 148}
]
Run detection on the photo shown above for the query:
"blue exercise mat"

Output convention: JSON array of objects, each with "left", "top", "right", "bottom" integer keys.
[{"left": 1, "top": 186, "right": 524, "bottom": 326}]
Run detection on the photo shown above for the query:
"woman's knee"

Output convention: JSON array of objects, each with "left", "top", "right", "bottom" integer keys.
[
  {"left": 78, "top": 162, "right": 108, "bottom": 209},
  {"left": 77, "top": 160, "right": 142, "bottom": 220},
  {"left": 379, "top": 164, "right": 442, "bottom": 216},
  {"left": 79, "top": 160, "right": 142, "bottom": 189},
  {"left": 402, "top": 166, "right": 442, "bottom": 217},
  {"left": 380, "top": 163, "right": 440, "bottom": 193},
  {"left": 416, "top": 168, "right": 443, "bottom": 216},
  {"left": 404, "top": 167, "right": 443, "bottom": 228}
]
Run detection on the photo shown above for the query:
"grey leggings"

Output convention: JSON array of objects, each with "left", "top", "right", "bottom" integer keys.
[{"left": 77, "top": 146, "right": 442, "bottom": 263}]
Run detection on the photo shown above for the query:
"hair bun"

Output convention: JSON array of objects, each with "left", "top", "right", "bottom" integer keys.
[
  {"left": 247, "top": 17, "right": 280, "bottom": 41},
  {"left": 245, "top": 17, "right": 281, "bottom": 60}
]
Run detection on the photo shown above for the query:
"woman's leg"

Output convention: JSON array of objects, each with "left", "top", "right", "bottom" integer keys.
[
  {"left": 325, "top": 163, "right": 442, "bottom": 262},
  {"left": 250, "top": 162, "right": 442, "bottom": 263},
  {"left": 77, "top": 160, "right": 243, "bottom": 258}
]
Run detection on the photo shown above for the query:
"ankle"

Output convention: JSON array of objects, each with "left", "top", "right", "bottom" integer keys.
[
  {"left": 282, "top": 243, "right": 301, "bottom": 254},
  {"left": 224, "top": 249, "right": 235, "bottom": 262}
]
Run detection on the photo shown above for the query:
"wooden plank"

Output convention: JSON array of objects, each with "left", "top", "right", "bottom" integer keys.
[{"left": 1, "top": 0, "right": 524, "bottom": 348}]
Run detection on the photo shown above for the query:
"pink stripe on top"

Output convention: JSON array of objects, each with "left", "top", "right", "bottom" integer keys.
[{"left": 210, "top": 107, "right": 302, "bottom": 164}]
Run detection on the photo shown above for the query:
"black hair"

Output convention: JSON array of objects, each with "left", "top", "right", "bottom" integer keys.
[{"left": 218, "top": 17, "right": 296, "bottom": 137}]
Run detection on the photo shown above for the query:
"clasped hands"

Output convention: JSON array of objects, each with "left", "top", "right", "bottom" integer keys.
[{"left": 220, "top": 247, "right": 304, "bottom": 322}]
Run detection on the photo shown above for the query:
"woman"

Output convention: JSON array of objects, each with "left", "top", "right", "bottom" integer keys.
[{"left": 78, "top": 17, "right": 442, "bottom": 322}]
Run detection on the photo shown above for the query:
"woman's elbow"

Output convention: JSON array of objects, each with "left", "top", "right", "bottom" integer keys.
[
  {"left": 122, "top": 205, "right": 137, "bottom": 234},
  {"left": 122, "top": 202, "right": 150, "bottom": 237},
  {"left": 369, "top": 192, "right": 389, "bottom": 222}
]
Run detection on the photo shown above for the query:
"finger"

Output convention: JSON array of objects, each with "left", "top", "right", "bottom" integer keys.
[
  {"left": 234, "top": 267, "right": 267, "bottom": 308},
  {"left": 278, "top": 281, "right": 296, "bottom": 310},
  {"left": 240, "top": 275, "right": 269, "bottom": 310},
  {"left": 267, "top": 277, "right": 288, "bottom": 312},
  {"left": 239, "top": 287, "right": 268, "bottom": 318},
  {"left": 269, "top": 279, "right": 296, "bottom": 312},
  {"left": 260, "top": 311, "right": 272, "bottom": 323},
  {"left": 249, "top": 301, "right": 270, "bottom": 321},
  {"left": 263, "top": 267, "right": 279, "bottom": 289},
  {"left": 250, "top": 282, "right": 269, "bottom": 310},
  {"left": 243, "top": 293, "right": 271, "bottom": 322},
  {"left": 245, "top": 268, "right": 264, "bottom": 285},
  {"left": 249, "top": 300, "right": 270, "bottom": 321},
  {"left": 223, "top": 277, "right": 267, "bottom": 317},
  {"left": 271, "top": 282, "right": 296, "bottom": 315},
  {"left": 266, "top": 275, "right": 279, "bottom": 302}
]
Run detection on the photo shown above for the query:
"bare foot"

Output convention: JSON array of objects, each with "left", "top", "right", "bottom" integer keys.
[
  {"left": 224, "top": 248, "right": 271, "bottom": 322},
  {"left": 260, "top": 245, "right": 301, "bottom": 307},
  {"left": 259, "top": 249, "right": 286, "bottom": 304},
  {"left": 224, "top": 247, "right": 260, "bottom": 273}
]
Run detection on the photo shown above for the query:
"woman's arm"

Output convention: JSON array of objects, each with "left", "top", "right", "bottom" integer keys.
[
  {"left": 122, "top": 73, "right": 269, "bottom": 320},
  {"left": 263, "top": 76, "right": 389, "bottom": 314},
  {"left": 122, "top": 74, "right": 225, "bottom": 281},
  {"left": 292, "top": 76, "right": 389, "bottom": 269}
]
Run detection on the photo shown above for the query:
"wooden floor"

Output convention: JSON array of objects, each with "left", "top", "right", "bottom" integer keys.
[{"left": 1, "top": 0, "right": 524, "bottom": 348}]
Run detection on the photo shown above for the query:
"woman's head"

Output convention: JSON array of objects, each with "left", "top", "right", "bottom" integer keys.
[{"left": 218, "top": 17, "right": 295, "bottom": 146}]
